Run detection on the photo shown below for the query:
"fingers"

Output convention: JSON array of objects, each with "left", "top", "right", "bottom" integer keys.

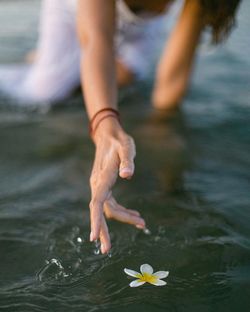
[
  {"left": 89, "top": 199, "right": 103, "bottom": 242},
  {"left": 89, "top": 157, "right": 117, "bottom": 242},
  {"left": 104, "top": 199, "right": 146, "bottom": 229},
  {"left": 88, "top": 134, "right": 136, "bottom": 251},
  {"left": 91, "top": 197, "right": 146, "bottom": 255},
  {"left": 106, "top": 196, "right": 141, "bottom": 216},
  {"left": 115, "top": 207, "right": 145, "bottom": 228},
  {"left": 118, "top": 136, "right": 136, "bottom": 179},
  {"left": 118, "top": 205, "right": 141, "bottom": 217},
  {"left": 99, "top": 217, "right": 111, "bottom": 254},
  {"left": 112, "top": 199, "right": 141, "bottom": 217},
  {"left": 89, "top": 180, "right": 111, "bottom": 242}
]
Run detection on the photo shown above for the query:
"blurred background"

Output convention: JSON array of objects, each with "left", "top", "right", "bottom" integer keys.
[{"left": 0, "top": 1, "right": 249, "bottom": 312}]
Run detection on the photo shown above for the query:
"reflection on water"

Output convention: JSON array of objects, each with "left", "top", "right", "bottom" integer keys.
[{"left": 0, "top": 0, "right": 250, "bottom": 311}]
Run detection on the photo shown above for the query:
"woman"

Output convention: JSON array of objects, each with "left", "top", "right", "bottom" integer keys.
[{"left": 0, "top": 0, "right": 241, "bottom": 254}]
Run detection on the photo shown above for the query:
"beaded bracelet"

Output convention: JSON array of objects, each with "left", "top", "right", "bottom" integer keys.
[{"left": 89, "top": 108, "right": 120, "bottom": 138}]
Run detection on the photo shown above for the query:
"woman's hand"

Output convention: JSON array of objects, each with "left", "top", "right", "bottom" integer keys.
[{"left": 89, "top": 118, "right": 145, "bottom": 254}]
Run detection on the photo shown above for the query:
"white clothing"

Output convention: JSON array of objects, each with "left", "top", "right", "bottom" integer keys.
[{"left": 0, "top": 0, "right": 183, "bottom": 105}]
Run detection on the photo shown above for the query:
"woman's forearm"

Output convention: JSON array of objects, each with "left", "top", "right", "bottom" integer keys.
[
  {"left": 153, "top": 0, "right": 203, "bottom": 109},
  {"left": 81, "top": 39, "right": 118, "bottom": 120},
  {"left": 76, "top": 0, "right": 118, "bottom": 121},
  {"left": 80, "top": 39, "right": 126, "bottom": 142}
]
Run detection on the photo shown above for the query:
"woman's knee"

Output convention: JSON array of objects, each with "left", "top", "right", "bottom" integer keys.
[{"left": 116, "top": 60, "right": 135, "bottom": 87}]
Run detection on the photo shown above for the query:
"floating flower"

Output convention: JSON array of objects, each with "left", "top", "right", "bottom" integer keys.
[{"left": 124, "top": 264, "right": 169, "bottom": 287}]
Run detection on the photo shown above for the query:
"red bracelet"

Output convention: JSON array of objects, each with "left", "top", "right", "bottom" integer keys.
[{"left": 89, "top": 108, "right": 120, "bottom": 138}]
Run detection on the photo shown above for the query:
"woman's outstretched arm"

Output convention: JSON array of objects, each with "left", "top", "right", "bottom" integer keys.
[
  {"left": 77, "top": 0, "right": 117, "bottom": 118},
  {"left": 152, "top": 0, "right": 204, "bottom": 110},
  {"left": 77, "top": 0, "right": 145, "bottom": 254}
]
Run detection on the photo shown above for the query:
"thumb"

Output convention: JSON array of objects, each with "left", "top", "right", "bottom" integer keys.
[{"left": 118, "top": 142, "right": 136, "bottom": 179}]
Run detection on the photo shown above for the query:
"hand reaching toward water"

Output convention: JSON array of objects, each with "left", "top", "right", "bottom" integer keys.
[{"left": 89, "top": 118, "right": 146, "bottom": 254}]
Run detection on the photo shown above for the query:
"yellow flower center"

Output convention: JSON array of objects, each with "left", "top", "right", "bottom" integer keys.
[{"left": 137, "top": 273, "right": 157, "bottom": 284}]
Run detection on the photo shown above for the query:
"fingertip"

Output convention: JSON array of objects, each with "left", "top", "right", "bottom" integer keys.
[
  {"left": 101, "top": 242, "right": 111, "bottom": 254},
  {"left": 90, "top": 225, "right": 101, "bottom": 242},
  {"left": 100, "top": 218, "right": 111, "bottom": 254},
  {"left": 101, "top": 245, "right": 107, "bottom": 254},
  {"left": 136, "top": 224, "right": 145, "bottom": 229},
  {"left": 90, "top": 231, "right": 98, "bottom": 242},
  {"left": 119, "top": 168, "right": 134, "bottom": 179},
  {"left": 89, "top": 203, "right": 102, "bottom": 242},
  {"left": 135, "top": 219, "right": 146, "bottom": 229},
  {"left": 89, "top": 231, "right": 94, "bottom": 242}
]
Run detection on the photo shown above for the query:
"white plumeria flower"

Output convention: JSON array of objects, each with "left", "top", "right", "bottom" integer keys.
[{"left": 124, "top": 264, "right": 169, "bottom": 287}]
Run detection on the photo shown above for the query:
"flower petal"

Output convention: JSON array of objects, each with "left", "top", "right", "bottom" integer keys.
[
  {"left": 140, "top": 264, "right": 153, "bottom": 275},
  {"left": 124, "top": 268, "right": 142, "bottom": 278},
  {"left": 150, "top": 279, "right": 167, "bottom": 286},
  {"left": 129, "top": 279, "right": 146, "bottom": 287},
  {"left": 153, "top": 271, "right": 169, "bottom": 279}
]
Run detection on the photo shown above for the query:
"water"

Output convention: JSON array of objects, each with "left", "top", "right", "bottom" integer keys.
[{"left": 0, "top": 1, "right": 250, "bottom": 311}]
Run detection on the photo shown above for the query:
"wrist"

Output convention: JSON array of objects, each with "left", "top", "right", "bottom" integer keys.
[
  {"left": 89, "top": 107, "right": 120, "bottom": 140},
  {"left": 93, "top": 116, "right": 125, "bottom": 143}
]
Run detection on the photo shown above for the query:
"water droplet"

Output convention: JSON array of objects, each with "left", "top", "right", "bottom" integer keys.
[
  {"left": 143, "top": 228, "right": 151, "bottom": 235},
  {"left": 77, "top": 237, "right": 82, "bottom": 243},
  {"left": 94, "top": 249, "right": 100, "bottom": 255},
  {"left": 93, "top": 239, "right": 101, "bottom": 254},
  {"left": 50, "top": 258, "right": 64, "bottom": 270}
]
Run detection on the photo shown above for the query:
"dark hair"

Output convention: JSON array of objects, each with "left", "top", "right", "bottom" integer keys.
[{"left": 199, "top": 0, "right": 242, "bottom": 43}]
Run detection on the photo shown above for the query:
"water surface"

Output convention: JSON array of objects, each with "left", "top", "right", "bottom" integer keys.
[{"left": 0, "top": 1, "right": 250, "bottom": 311}]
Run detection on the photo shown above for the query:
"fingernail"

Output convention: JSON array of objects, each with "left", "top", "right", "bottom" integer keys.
[
  {"left": 120, "top": 168, "right": 133, "bottom": 176},
  {"left": 136, "top": 224, "right": 145, "bottom": 229},
  {"left": 90, "top": 231, "right": 94, "bottom": 242}
]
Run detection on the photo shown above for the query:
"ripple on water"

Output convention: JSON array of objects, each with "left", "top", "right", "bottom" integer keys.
[{"left": 0, "top": 239, "right": 44, "bottom": 289}]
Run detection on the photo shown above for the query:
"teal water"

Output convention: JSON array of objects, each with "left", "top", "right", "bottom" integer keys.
[{"left": 0, "top": 1, "right": 250, "bottom": 311}]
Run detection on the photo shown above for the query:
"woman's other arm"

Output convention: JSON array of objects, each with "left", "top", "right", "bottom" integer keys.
[{"left": 152, "top": 0, "right": 204, "bottom": 110}]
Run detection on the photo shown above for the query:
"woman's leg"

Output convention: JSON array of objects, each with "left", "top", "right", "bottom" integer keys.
[
  {"left": 116, "top": 59, "right": 134, "bottom": 86},
  {"left": 0, "top": 0, "right": 80, "bottom": 104}
]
